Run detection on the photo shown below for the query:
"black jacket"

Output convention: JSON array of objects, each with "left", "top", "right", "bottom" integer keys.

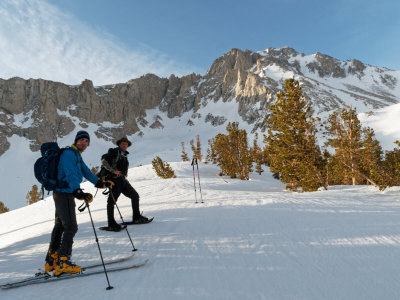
[{"left": 99, "top": 147, "right": 129, "bottom": 178}]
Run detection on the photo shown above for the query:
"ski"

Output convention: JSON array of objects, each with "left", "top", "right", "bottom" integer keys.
[
  {"left": 1, "top": 253, "right": 135, "bottom": 288},
  {"left": 1, "top": 259, "right": 148, "bottom": 289}
]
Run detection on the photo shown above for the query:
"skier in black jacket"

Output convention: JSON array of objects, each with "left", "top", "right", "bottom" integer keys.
[{"left": 99, "top": 137, "right": 150, "bottom": 231}]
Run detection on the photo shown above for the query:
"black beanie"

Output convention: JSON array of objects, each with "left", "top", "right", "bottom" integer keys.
[{"left": 74, "top": 130, "right": 90, "bottom": 144}]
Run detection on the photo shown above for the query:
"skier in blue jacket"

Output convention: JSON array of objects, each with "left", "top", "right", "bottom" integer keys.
[{"left": 45, "top": 130, "right": 114, "bottom": 276}]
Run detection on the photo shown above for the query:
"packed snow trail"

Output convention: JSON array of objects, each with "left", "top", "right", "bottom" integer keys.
[{"left": 1, "top": 162, "right": 400, "bottom": 299}]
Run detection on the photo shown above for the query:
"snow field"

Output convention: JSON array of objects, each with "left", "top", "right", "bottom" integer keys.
[{"left": 1, "top": 162, "right": 400, "bottom": 299}]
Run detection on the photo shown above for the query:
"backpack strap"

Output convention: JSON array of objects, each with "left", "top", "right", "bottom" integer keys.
[
  {"left": 63, "top": 146, "right": 80, "bottom": 165},
  {"left": 101, "top": 148, "right": 120, "bottom": 176},
  {"left": 41, "top": 186, "right": 45, "bottom": 200},
  {"left": 55, "top": 147, "right": 79, "bottom": 189},
  {"left": 114, "top": 149, "right": 121, "bottom": 168}
]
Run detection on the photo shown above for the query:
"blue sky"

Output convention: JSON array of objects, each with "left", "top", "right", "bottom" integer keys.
[{"left": 0, "top": 0, "right": 399, "bottom": 85}]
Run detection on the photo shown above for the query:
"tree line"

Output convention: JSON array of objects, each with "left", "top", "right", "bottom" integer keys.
[
  {"left": 182, "top": 78, "right": 400, "bottom": 192},
  {"left": 264, "top": 78, "right": 400, "bottom": 191},
  {"left": 10, "top": 77, "right": 400, "bottom": 214}
]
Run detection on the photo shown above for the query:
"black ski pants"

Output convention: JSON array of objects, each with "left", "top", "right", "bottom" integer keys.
[
  {"left": 48, "top": 191, "right": 78, "bottom": 257},
  {"left": 107, "top": 177, "right": 140, "bottom": 225}
]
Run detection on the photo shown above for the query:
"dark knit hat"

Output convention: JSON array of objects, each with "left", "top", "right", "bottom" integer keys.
[
  {"left": 74, "top": 130, "right": 90, "bottom": 144},
  {"left": 116, "top": 137, "right": 132, "bottom": 147}
]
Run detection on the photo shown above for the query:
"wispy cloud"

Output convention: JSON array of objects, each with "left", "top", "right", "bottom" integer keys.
[{"left": 0, "top": 0, "right": 195, "bottom": 85}]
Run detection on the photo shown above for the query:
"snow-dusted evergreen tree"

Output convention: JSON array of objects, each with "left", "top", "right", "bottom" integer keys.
[{"left": 264, "top": 78, "right": 326, "bottom": 192}]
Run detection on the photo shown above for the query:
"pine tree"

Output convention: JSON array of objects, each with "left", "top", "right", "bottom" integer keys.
[
  {"left": 152, "top": 156, "right": 176, "bottom": 179},
  {"left": 0, "top": 201, "right": 9, "bottom": 214},
  {"left": 324, "top": 152, "right": 344, "bottom": 185},
  {"left": 181, "top": 142, "right": 190, "bottom": 162},
  {"left": 236, "top": 125, "right": 252, "bottom": 179},
  {"left": 250, "top": 133, "right": 264, "bottom": 175},
  {"left": 382, "top": 141, "right": 400, "bottom": 187},
  {"left": 206, "top": 138, "right": 217, "bottom": 164},
  {"left": 326, "top": 108, "right": 362, "bottom": 185},
  {"left": 190, "top": 139, "right": 196, "bottom": 159},
  {"left": 26, "top": 184, "right": 42, "bottom": 205},
  {"left": 326, "top": 107, "right": 386, "bottom": 188},
  {"left": 359, "top": 127, "right": 388, "bottom": 188},
  {"left": 196, "top": 135, "right": 202, "bottom": 162},
  {"left": 264, "top": 78, "right": 326, "bottom": 192},
  {"left": 190, "top": 136, "right": 202, "bottom": 161},
  {"left": 213, "top": 133, "right": 234, "bottom": 177},
  {"left": 213, "top": 122, "right": 252, "bottom": 180},
  {"left": 321, "top": 149, "right": 334, "bottom": 185}
]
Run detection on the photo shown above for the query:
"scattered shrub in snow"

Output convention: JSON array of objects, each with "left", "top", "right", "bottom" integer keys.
[
  {"left": 152, "top": 156, "right": 176, "bottom": 179},
  {"left": 26, "top": 184, "right": 42, "bottom": 205},
  {"left": 0, "top": 201, "right": 9, "bottom": 213}
]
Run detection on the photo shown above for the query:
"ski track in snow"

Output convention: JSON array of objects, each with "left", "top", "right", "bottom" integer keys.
[{"left": 1, "top": 162, "right": 400, "bottom": 299}]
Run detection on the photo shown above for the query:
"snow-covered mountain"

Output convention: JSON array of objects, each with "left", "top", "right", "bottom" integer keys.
[
  {"left": 2, "top": 162, "right": 400, "bottom": 299},
  {"left": 1, "top": 46, "right": 399, "bottom": 210}
]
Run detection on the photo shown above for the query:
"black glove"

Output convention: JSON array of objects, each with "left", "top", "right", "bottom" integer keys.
[
  {"left": 95, "top": 176, "right": 115, "bottom": 189},
  {"left": 72, "top": 188, "right": 93, "bottom": 203}
]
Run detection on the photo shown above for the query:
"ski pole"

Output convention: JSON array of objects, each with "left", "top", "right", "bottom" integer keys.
[
  {"left": 195, "top": 158, "right": 204, "bottom": 203},
  {"left": 191, "top": 158, "right": 198, "bottom": 203},
  {"left": 107, "top": 187, "right": 137, "bottom": 252},
  {"left": 85, "top": 201, "right": 114, "bottom": 290}
]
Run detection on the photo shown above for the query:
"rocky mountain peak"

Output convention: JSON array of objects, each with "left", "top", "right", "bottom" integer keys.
[
  {"left": 347, "top": 59, "right": 367, "bottom": 78},
  {"left": 264, "top": 46, "right": 300, "bottom": 60},
  {"left": 306, "top": 52, "right": 346, "bottom": 78},
  {"left": 206, "top": 48, "right": 260, "bottom": 78},
  {"left": 0, "top": 46, "right": 398, "bottom": 158},
  {"left": 0, "top": 46, "right": 399, "bottom": 212}
]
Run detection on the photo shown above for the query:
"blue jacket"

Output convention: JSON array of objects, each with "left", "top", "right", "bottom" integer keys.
[{"left": 56, "top": 145, "right": 99, "bottom": 193}]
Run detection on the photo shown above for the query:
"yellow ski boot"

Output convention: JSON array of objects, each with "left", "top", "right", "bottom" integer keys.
[
  {"left": 44, "top": 249, "right": 59, "bottom": 273},
  {"left": 54, "top": 256, "right": 82, "bottom": 276}
]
